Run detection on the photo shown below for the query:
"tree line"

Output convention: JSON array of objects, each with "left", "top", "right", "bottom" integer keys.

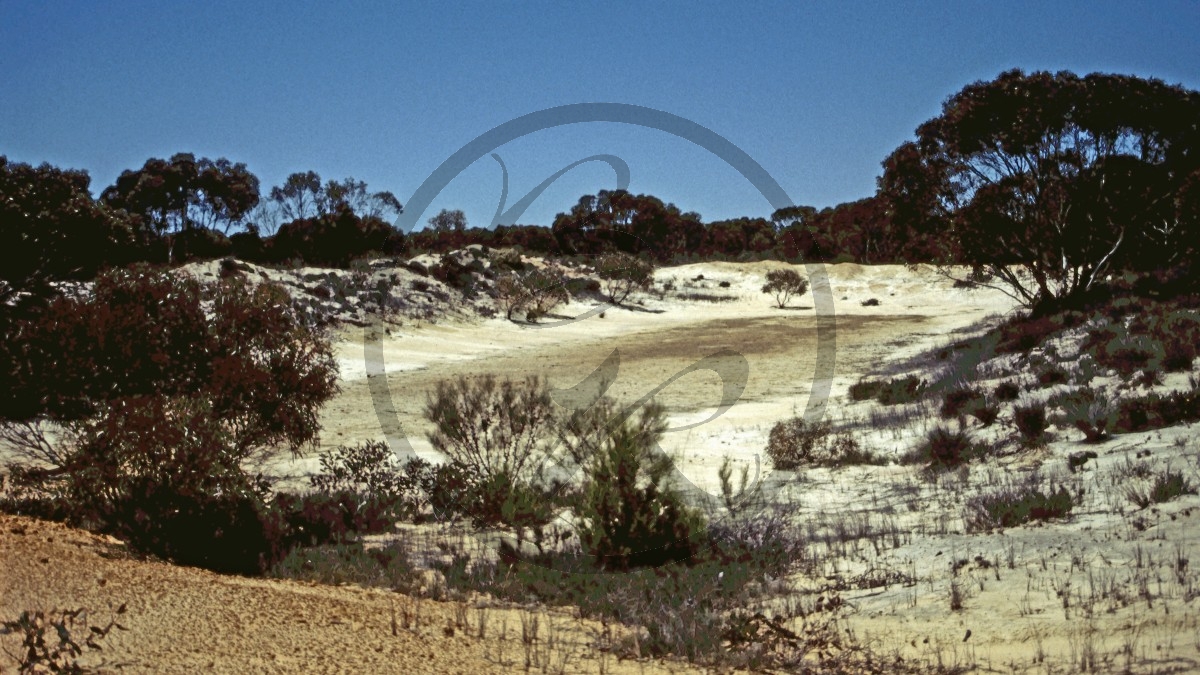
[{"left": 3, "top": 69, "right": 1199, "bottom": 316}]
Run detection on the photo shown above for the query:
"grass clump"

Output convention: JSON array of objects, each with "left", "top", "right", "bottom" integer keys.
[
  {"left": 904, "top": 426, "right": 980, "bottom": 469},
  {"left": 269, "top": 540, "right": 417, "bottom": 590},
  {"left": 1124, "top": 469, "right": 1197, "bottom": 509},
  {"left": 1110, "top": 378, "right": 1200, "bottom": 433},
  {"left": 1013, "top": 401, "right": 1050, "bottom": 446},
  {"left": 967, "top": 476, "right": 1079, "bottom": 531}
]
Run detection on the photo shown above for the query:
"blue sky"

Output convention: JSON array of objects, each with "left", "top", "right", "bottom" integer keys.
[{"left": 3, "top": 2, "right": 1199, "bottom": 230}]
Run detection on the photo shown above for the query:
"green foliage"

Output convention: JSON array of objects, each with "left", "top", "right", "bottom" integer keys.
[
  {"left": 1111, "top": 379, "right": 1200, "bottom": 433},
  {"left": 967, "top": 479, "right": 1079, "bottom": 531},
  {"left": 269, "top": 540, "right": 416, "bottom": 590},
  {"left": 881, "top": 69, "right": 1200, "bottom": 309},
  {"left": 494, "top": 265, "right": 570, "bottom": 322},
  {"left": 908, "top": 426, "right": 980, "bottom": 469},
  {"left": 425, "top": 374, "right": 557, "bottom": 485},
  {"left": 761, "top": 268, "right": 809, "bottom": 308},
  {"left": 270, "top": 207, "right": 402, "bottom": 267},
  {"left": 440, "top": 512, "right": 809, "bottom": 666},
  {"left": 575, "top": 404, "right": 705, "bottom": 570},
  {"left": 849, "top": 376, "right": 925, "bottom": 406},
  {"left": 1124, "top": 469, "right": 1197, "bottom": 509},
  {"left": 876, "top": 375, "right": 926, "bottom": 405},
  {"left": 848, "top": 379, "right": 883, "bottom": 401},
  {"left": 940, "top": 386, "right": 984, "bottom": 419},
  {"left": 1054, "top": 388, "right": 1111, "bottom": 442},
  {"left": 994, "top": 381, "right": 1022, "bottom": 402},
  {"left": 310, "top": 440, "right": 408, "bottom": 501},
  {"left": 101, "top": 153, "right": 260, "bottom": 263}
]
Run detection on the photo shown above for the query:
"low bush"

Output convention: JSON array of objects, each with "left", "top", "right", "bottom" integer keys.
[
  {"left": 1053, "top": 389, "right": 1111, "bottom": 442},
  {"left": 875, "top": 375, "right": 926, "bottom": 405},
  {"left": 993, "top": 381, "right": 1021, "bottom": 402},
  {"left": 906, "top": 426, "right": 979, "bottom": 469},
  {"left": 848, "top": 380, "right": 883, "bottom": 402},
  {"left": 967, "top": 479, "right": 1078, "bottom": 531},
  {"left": 765, "top": 418, "right": 872, "bottom": 469},
  {"left": 1013, "top": 402, "right": 1049, "bottom": 446},
  {"left": 269, "top": 540, "right": 416, "bottom": 591},
  {"left": 1111, "top": 379, "right": 1200, "bottom": 433},
  {"left": 940, "top": 386, "right": 984, "bottom": 419},
  {"left": 1124, "top": 469, "right": 1197, "bottom": 509},
  {"left": 576, "top": 408, "right": 705, "bottom": 570}
]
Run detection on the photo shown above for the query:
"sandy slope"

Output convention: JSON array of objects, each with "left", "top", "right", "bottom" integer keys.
[{"left": 0, "top": 514, "right": 700, "bottom": 674}]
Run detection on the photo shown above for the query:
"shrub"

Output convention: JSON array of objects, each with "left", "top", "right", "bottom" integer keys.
[
  {"left": 765, "top": 418, "right": 870, "bottom": 469},
  {"left": 270, "top": 540, "right": 416, "bottom": 590},
  {"left": 876, "top": 375, "right": 926, "bottom": 405},
  {"left": 860, "top": 298, "right": 880, "bottom": 307},
  {"left": 908, "top": 426, "right": 977, "bottom": 468},
  {"left": 1111, "top": 379, "right": 1200, "bottom": 433},
  {"left": 969, "top": 400, "right": 1001, "bottom": 427},
  {"left": 967, "top": 479, "right": 1078, "bottom": 531},
  {"left": 940, "top": 386, "right": 984, "bottom": 419},
  {"left": 1124, "top": 469, "right": 1197, "bottom": 509},
  {"left": 423, "top": 375, "right": 561, "bottom": 539},
  {"left": 1055, "top": 389, "right": 1110, "bottom": 442},
  {"left": 576, "top": 405, "right": 705, "bottom": 570},
  {"left": 1013, "top": 402, "right": 1049, "bottom": 446},
  {"left": 594, "top": 252, "right": 654, "bottom": 305},
  {"left": 0, "top": 269, "right": 338, "bottom": 573},
  {"left": 994, "top": 381, "right": 1021, "bottom": 402},
  {"left": 761, "top": 269, "right": 808, "bottom": 308},
  {"left": 848, "top": 380, "right": 883, "bottom": 402}
]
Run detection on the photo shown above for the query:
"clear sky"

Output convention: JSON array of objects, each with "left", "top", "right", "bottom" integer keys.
[{"left": 3, "top": 2, "right": 1199, "bottom": 230}]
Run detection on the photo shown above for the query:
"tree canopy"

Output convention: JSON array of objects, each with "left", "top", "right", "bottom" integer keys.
[
  {"left": 0, "top": 157, "right": 134, "bottom": 312},
  {"left": 880, "top": 69, "right": 1200, "bottom": 309}
]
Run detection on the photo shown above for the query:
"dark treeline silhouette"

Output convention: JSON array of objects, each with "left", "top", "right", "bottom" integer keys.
[{"left": 3, "top": 69, "right": 1199, "bottom": 312}]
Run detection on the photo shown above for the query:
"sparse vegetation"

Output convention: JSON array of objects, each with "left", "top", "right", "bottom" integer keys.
[
  {"left": 967, "top": 476, "right": 1079, "bottom": 531},
  {"left": 1125, "top": 469, "right": 1197, "bottom": 509}
]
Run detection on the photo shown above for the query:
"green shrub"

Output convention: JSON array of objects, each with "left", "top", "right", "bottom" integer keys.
[
  {"left": 576, "top": 406, "right": 705, "bottom": 570},
  {"left": 969, "top": 400, "right": 1001, "bottom": 427},
  {"left": 967, "top": 480, "right": 1078, "bottom": 531},
  {"left": 993, "top": 381, "right": 1021, "bottom": 402},
  {"left": 1054, "top": 389, "right": 1110, "bottom": 442},
  {"left": 1124, "top": 469, "right": 1197, "bottom": 509},
  {"left": 1111, "top": 380, "right": 1200, "bottom": 433},
  {"left": 594, "top": 252, "right": 654, "bottom": 305},
  {"left": 940, "top": 386, "right": 984, "bottom": 419},
  {"left": 270, "top": 540, "right": 416, "bottom": 590},
  {"left": 425, "top": 374, "right": 558, "bottom": 486},
  {"left": 848, "top": 380, "right": 883, "bottom": 402},
  {"left": 761, "top": 269, "right": 808, "bottom": 308},
  {"left": 875, "top": 376, "right": 926, "bottom": 405}
]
